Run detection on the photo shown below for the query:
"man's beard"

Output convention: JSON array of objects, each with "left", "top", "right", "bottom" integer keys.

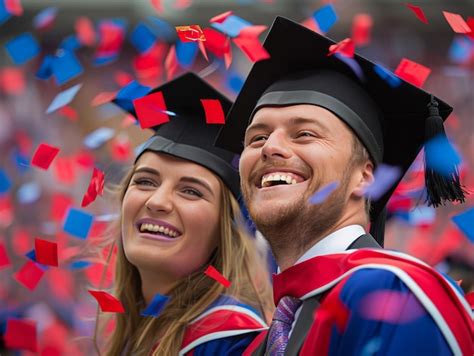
[{"left": 242, "top": 169, "right": 351, "bottom": 260}]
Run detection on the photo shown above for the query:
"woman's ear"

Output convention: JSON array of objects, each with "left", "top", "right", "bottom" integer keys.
[{"left": 352, "top": 160, "right": 375, "bottom": 198}]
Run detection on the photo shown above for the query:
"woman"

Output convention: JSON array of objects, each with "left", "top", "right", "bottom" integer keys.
[{"left": 96, "top": 72, "right": 273, "bottom": 355}]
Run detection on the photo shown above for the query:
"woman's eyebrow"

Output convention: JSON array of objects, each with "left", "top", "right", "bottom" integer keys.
[{"left": 133, "top": 167, "right": 160, "bottom": 176}]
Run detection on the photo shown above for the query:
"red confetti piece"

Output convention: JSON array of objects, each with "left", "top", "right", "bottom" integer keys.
[
  {"left": 233, "top": 36, "right": 270, "bottom": 63},
  {"left": 75, "top": 149, "right": 95, "bottom": 169},
  {"left": 31, "top": 143, "right": 60, "bottom": 170},
  {"left": 176, "top": 25, "right": 206, "bottom": 42},
  {"left": 198, "top": 40, "right": 209, "bottom": 62},
  {"left": 95, "top": 21, "right": 125, "bottom": 58},
  {"left": 301, "top": 17, "right": 320, "bottom": 33},
  {"left": 133, "top": 43, "right": 165, "bottom": 86},
  {"left": 165, "top": 45, "right": 179, "bottom": 80},
  {"left": 91, "top": 91, "right": 117, "bottom": 107},
  {"left": 224, "top": 44, "right": 232, "bottom": 69},
  {"left": 0, "top": 241, "right": 11, "bottom": 269},
  {"left": 109, "top": 136, "right": 132, "bottom": 162},
  {"left": 466, "top": 17, "right": 474, "bottom": 40},
  {"left": 328, "top": 38, "right": 355, "bottom": 57},
  {"left": 238, "top": 25, "right": 268, "bottom": 38},
  {"left": 58, "top": 106, "right": 78, "bottom": 121},
  {"left": 5, "top": 0, "right": 23, "bottom": 16},
  {"left": 210, "top": 11, "right": 233, "bottom": 24},
  {"left": 0, "top": 195, "right": 13, "bottom": 228},
  {"left": 133, "top": 91, "right": 169, "bottom": 129},
  {"left": 442, "top": 11, "right": 471, "bottom": 33},
  {"left": 50, "top": 193, "right": 73, "bottom": 222},
  {"left": 115, "top": 70, "right": 134, "bottom": 87},
  {"left": 35, "top": 238, "right": 58, "bottom": 267},
  {"left": 47, "top": 269, "right": 74, "bottom": 300},
  {"left": 150, "top": 0, "right": 164, "bottom": 13},
  {"left": 14, "top": 260, "right": 45, "bottom": 291},
  {"left": 204, "top": 265, "right": 231, "bottom": 288},
  {"left": 406, "top": 4, "right": 428, "bottom": 24},
  {"left": 203, "top": 28, "right": 230, "bottom": 58},
  {"left": 394, "top": 58, "right": 431, "bottom": 88},
  {"left": 81, "top": 167, "right": 105, "bottom": 207},
  {"left": 351, "top": 13, "right": 372, "bottom": 46},
  {"left": 0, "top": 67, "right": 25, "bottom": 95},
  {"left": 121, "top": 114, "right": 137, "bottom": 128},
  {"left": 75, "top": 16, "right": 96, "bottom": 46},
  {"left": 89, "top": 290, "right": 125, "bottom": 313},
  {"left": 174, "top": 0, "right": 192, "bottom": 10},
  {"left": 201, "top": 99, "right": 225, "bottom": 124},
  {"left": 15, "top": 130, "right": 32, "bottom": 155},
  {"left": 53, "top": 156, "right": 76, "bottom": 185},
  {"left": 12, "top": 228, "right": 31, "bottom": 255},
  {"left": 5, "top": 319, "right": 37, "bottom": 352}
]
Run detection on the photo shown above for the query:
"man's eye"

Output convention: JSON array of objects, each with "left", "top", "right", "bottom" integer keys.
[
  {"left": 249, "top": 135, "right": 268, "bottom": 144},
  {"left": 296, "top": 131, "right": 315, "bottom": 138}
]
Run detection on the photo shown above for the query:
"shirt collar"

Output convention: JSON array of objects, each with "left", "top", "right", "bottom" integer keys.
[{"left": 296, "top": 225, "right": 366, "bottom": 265}]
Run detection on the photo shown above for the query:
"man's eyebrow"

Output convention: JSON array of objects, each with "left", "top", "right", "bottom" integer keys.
[
  {"left": 180, "top": 177, "right": 214, "bottom": 196},
  {"left": 245, "top": 122, "right": 271, "bottom": 136}
]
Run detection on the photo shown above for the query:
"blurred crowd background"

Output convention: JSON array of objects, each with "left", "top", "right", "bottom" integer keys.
[{"left": 0, "top": 0, "right": 473, "bottom": 354}]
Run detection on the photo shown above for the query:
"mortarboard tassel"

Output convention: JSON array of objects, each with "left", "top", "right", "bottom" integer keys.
[{"left": 424, "top": 96, "right": 466, "bottom": 207}]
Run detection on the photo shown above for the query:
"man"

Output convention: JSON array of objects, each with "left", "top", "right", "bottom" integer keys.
[{"left": 216, "top": 17, "right": 473, "bottom": 355}]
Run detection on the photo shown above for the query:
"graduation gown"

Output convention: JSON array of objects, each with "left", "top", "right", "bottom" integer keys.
[
  {"left": 245, "top": 235, "right": 473, "bottom": 356},
  {"left": 179, "top": 295, "right": 268, "bottom": 355}
]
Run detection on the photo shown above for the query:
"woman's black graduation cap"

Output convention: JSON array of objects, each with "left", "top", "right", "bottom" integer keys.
[
  {"left": 113, "top": 72, "right": 240, "bottom": 198},
  {"left": 215, "top": 17, "right": 466, "bottom": 245}
]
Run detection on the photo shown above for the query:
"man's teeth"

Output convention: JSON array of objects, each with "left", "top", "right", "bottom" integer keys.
[
  {"left": 261, "top": 174, "right": 298, "bottom": 188},
  {"left": 139, "top": 223, "right": 178, "bottom": 237}
]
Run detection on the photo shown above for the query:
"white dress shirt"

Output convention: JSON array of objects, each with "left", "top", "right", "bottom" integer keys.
[{"left": 285, "top": 224, "right": 367, "bottom": 338}]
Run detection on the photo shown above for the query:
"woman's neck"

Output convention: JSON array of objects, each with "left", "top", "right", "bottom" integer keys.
[{"left": 138, "top": 268, "right": 177, "bottom": 304}]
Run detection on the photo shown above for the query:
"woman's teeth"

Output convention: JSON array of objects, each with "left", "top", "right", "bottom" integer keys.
[
  {"left": 261, "top": 173, "right": 297, "bottom": 188},
  {"left": 139, "top": 223, "right": 178, "bottom": 238}
]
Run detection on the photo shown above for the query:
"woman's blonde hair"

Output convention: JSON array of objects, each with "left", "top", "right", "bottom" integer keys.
[{"left": 95, "top": 163, "right": 273, "bottom": 355}]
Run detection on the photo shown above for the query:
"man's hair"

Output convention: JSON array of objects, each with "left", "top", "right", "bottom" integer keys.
[{"left": 350, "top": 134, "right": 372, "bottom": 219}]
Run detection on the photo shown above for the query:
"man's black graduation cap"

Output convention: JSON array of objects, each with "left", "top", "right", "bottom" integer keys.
[
  {"left": 113, "top": 72, "right": 240, "bottom": 198},
  {"left": 215, "top": 16, "right": 466, "bottom": 245}
]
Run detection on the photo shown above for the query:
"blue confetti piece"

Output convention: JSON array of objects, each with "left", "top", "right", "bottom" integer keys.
[
  {"left": 374, "top": 64, "right": 402, "bottom": 88},
  {"left": 146, "top": 16, "right": 177, "bottom": 42},
  {"left": 424, "top": 134, "right": 462, "bottom": 178},
  {"left": 33, "top": 7, "right": 58, "bottom": 29},
  {"left": 59, "top": 35, "right": 81, "bottom": 52},
  {"left": 83, "top": 127, "right": 115, "bottom": 149},
  {"left": 46, "top": 83, "right": 82, "bottom": 114},
  {"left": 448, "top": 36, "right": 472, "bottom": 65},
  {"left": 0, "top": 1, "right": 12, "bottom": 25},
  {"left": 25, "top": 250, "right": 50, "bottom": 271},
  {"left": 52, "top": 50, "right": 83, "bottom": 85},
  {"left": 363, "top": 164, "right": 402, "bottom": 200},
  {"left": 17, "top": 182, "right": 41, "bottom": 204},
  {"left": 0, "top": 169, "right": 11, "bottom": 194},
  {"left": 226, "top": 72, "right": 245, "bottom": 95},
  {"left": 176, "top": 40, "right": 198, "bottom": 69},
  {"left": 5, "top": 32, "right": 40, "bottom": 65},
  {"left": 114, "top": 80, "right": 150, "bottom": 113},
  {"left": 130, "top": 23, "right": 157, "bottom": 54},
  {"left": 141, "top": 293, "right": 170, "bottom": 317},
  {"left": 211, "top": 15, "right": 252, "bottom": 38},
  {"left": 361, "top": 337, "right": 382, "bottom": 356},
  {"left": 69, "top": 260, "right": 92, "bottom": 270},
  {"left": 451, "top": 206, "right": 474, "bottom": 243},
  {"left": 408, "top": 206, "right": 436, "bottom": 226},
  {"left": 334, "top": 53, "right": 364, "bottom": 81},
  {"left": 36, "top": 54, "right": 54, "bottom": 80},
  {"left": 313, "top": 4, "right": 338, "bottom": 33},
  {"left": 63, "top": 208, "right": 94, "bottom": 240},
  {"left": 93, "top": 53, "right": 120, "bottom": 67},
  {"left": 11, "top": 150, "right": 30, "bottom": 174},
  {"left": 309, "top": 181, "right": 339, "bottom": 204}
]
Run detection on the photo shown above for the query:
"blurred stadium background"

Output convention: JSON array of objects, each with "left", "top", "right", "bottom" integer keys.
[{"left": 0, "top": 0, "right": 473, "bottom": 354}]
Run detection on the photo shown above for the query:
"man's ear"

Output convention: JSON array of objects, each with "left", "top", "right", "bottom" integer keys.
[{"left": 352, "top": 160, "right": 374, "bottom": 198}]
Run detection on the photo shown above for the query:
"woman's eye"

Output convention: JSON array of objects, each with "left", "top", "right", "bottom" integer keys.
[
  {"left": 182, "top": 188, "right": 203, "bottom": 197},
  {"left": 133, "top": 178, "right": 156, "bottom": 187}
]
